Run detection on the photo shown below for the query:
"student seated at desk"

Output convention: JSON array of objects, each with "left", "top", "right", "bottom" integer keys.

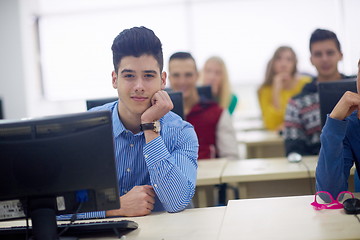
[
  {"left": 168, "top": 52, "right": 239, "bottom": 160},
  {"left": 316, "top": 60, "right": 360, "bottom": 198},
  {"left": 258, "top": 46, "right": 311, "bottom": 131},
  {"left": 74, "top": 27, "right": 199, "bottom": 219},
  {"left": 283, "top": 28, "right": 354, "bottom": 156},
  {"left": 199, "top": 56, "right": 238, "bottom": 115}
]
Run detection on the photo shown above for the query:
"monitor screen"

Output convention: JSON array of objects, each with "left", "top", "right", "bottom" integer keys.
[
  {"left": 197, "top": 85, "right": 213, "bottom": 100},
  {"left": 86, "top": 97, "right": 118, "bottom": 110},
  {"left": 0, "top": 111, "right": 119, "bottom": 239},
  {"left": 318, "top": 78, "right": 357, "bottom": 127}
]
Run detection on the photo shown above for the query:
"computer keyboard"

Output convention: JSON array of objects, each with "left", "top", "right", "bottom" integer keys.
[{"left": 0, "top": 219, "right": 138, "bottom": 238}]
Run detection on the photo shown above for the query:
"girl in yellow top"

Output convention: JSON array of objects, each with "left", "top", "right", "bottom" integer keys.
[{"left": 258, "top": 46, "right": 311, "bottom": 131}]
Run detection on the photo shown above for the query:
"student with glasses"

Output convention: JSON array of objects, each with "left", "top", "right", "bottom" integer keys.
[{"left": 316, "top": 60, "right": 360, "bottom": 198}]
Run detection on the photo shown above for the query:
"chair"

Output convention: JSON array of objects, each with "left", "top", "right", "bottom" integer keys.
[{"left": 86, "top": 92, "right": 184, "bottom": 119}]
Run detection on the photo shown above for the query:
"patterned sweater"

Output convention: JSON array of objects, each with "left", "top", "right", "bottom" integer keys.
[{"left": 283, "top": 75, "right": 353, "bottom": 156}]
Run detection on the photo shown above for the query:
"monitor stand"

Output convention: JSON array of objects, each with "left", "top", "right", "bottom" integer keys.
[{"left": 28, "top": 197, "right": 78, "bottom": 240}]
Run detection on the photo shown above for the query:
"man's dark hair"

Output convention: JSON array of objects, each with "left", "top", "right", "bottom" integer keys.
[
  {"left": 169, "top": 52, "right": 197, "bottom": 70},
  {"left": 309, "top": 28, "right": 341, "bottom": 52},
  {"left": 111, "top": 26, "right": 163, "bottom": 73}
]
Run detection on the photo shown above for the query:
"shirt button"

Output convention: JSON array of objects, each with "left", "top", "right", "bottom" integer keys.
[
  {"left": 145, "top": 154, "right": 148, "bottom": 158},
  {"left": 124, "top": 190, "right": 128, "bottom": 193},
  {"left": 154, "top": 184, "right": 158, "bottom": 188},
  {"left": 130, "top": 144, "right": 134, "bottom": 147},
  {"left": 126, "top": 168, "right": 131, "bottom": 172}
]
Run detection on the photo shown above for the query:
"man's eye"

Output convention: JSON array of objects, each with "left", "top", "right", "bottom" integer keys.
[
  {"left": 124, "top": 74, "right": 135, "bottom": 78},
  {"left": 326, "top": 51, "right": 335, "bottom": 56},
  {"left": 314, "top": 52, "right": 322, "bottom": 58},
  {"left": 144, "top": 74, "right": 155, "bottom": 78}
]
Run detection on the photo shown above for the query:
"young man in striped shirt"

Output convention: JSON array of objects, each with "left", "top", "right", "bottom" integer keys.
[{"left": 85, "top": 27, "right": 199, "bottom": 218}]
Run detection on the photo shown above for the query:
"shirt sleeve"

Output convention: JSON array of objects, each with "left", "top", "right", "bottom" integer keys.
[
  {"left": 57, "top": 211, "right": 106, "bottom": 221},
  {"left": 216, "top": 110, "right": 239, "bottom": 159},
  {"left": 143, "top": 124, "right": 198, "bottom": 213},
  {"left": 315, "top": 115, "right": 354, "bottom": 198}
]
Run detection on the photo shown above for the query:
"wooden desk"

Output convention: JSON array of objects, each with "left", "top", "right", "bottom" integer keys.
[
  {"left": 193, "top": 158, "right": 227, "bottom": 208},
  {"left": 222, "top": 156, "right": 318, "bottom": 198},
  {"left": 222, "top": 156, "right": 355, "bottom": 199},
  {"left": 0, "top": 206, "right": 226, "bottom": 240},
  {"left": 237, "top": 130, "right": 285, "bottom": 158},
  {"left": 218, "top": 195, "right": 360, "bottom": 240}
]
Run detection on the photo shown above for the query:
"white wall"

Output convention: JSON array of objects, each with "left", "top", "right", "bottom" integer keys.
[
  {"left": 1, "top": 0, "right": 359, "bottom": 119},
  {"left": 0, "top": 0, "right": 27, "bottom": 119}
]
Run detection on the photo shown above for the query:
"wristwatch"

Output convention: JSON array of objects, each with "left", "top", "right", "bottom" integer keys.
[{"left": 140, "top": 120, "right": 161, "bottom": 133}]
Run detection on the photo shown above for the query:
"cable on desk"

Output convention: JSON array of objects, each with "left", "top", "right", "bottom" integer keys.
[
  {"left": 57, "top": 201, "right": 84, "bottom": 238},
  {"left": 354, "top": 214, "right": 360, "bottom": 223},
  {"left": 300, "top": 161, "right": 315, "bottom": 195}
]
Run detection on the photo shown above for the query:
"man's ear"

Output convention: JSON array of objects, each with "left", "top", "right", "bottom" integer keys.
[
  {"left": 160, "top": 71, "right": 167, "bottom": 90},
  {"left": 112, "top": 71, "right": 118, "bottom": 89}
]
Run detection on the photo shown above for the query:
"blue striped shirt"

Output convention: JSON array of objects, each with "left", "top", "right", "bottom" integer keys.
[{"left": 60, "top": 101, "right": 198, "bottom": 220}]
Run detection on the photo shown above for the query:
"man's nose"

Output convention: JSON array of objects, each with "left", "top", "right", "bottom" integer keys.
[{"left": 134, "top": 78, "right": 145, "bottom": 92}]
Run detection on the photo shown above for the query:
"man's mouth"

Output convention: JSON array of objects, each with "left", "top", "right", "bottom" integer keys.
[{"left": 131, "top": 96, "right": 148, "bottom": 101}]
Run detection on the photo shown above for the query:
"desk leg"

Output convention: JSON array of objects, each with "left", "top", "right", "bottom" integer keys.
[
  {"left": 238, "top": 183, "right": 248, "bottom": 199},
  {"left": 194, "top": 186, "right": 215, "bottom": 207}
]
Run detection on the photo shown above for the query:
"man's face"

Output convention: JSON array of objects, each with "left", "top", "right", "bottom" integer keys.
[
  {"left": 112, "top": 54, "right": 166, "bottom": 117},
  {"left": 310, "top": 40, "right": 343, "bottom": 81},
  {"left": 203, "top": 60, "right": 223, "bottom": 96},
  {"left": 168, "top": 58, "right": 198, "bottom": 100}
]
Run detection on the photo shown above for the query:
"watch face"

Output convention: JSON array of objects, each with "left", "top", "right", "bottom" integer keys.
[{"left": 153, "top": 121, "right": 161, "bottom": 133}]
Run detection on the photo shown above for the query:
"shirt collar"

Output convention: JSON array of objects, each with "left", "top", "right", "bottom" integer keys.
[{"left": 111, "top": 101, "right": 127, "bottom": 137}]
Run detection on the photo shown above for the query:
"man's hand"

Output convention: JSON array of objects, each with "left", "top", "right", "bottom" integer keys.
[
  {"left": 141, "top": 90, "right": 173, "bottom": 123},
  {"left": 330, "top": 91, "right": 360, "bottom": 120},
  {"left": 105, "top": 185, "right": 155, "bottom": 217},
  {"left": 330, "top": 60, "right": 360, "bottom": 121}
]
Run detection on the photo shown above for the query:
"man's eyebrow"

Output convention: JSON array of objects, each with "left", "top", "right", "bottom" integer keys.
[
  {"left": 120, "top": 69, "right": 135, "bottom": 74},
  {"left": 143, "top": 70, "right": 158, "bottom": 74}
]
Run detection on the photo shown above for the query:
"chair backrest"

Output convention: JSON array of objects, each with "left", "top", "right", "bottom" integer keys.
[
  {"left": 86, "top": 92, "right": 184, "bottom": 119},
  {"left": 318, "top": 78, "right": 357, "bottom": 128}
]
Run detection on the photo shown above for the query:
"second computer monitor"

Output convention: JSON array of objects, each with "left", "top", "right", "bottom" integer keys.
[{"left": 318, "top": 78, "right": 357, "bottom": 128}]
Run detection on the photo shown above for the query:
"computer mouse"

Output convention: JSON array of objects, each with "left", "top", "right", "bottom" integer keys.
[
  {"left": 287, "top": 152, "right": 302, "bottom": 163},
  {"left": 343, "top": 198, "right": 360, "bottom": 214}
]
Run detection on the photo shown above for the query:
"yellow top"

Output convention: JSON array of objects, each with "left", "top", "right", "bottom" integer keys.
[{"left": 258, "top": 76, "right": 312, "bottom": 130}]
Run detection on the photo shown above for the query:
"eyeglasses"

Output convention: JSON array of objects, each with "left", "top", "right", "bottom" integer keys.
[{"left": 311, "top": 191, "right": 355, "bottom": 210}]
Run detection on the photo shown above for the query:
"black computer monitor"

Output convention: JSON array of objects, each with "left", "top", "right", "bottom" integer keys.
[
  {"left": 0, "top": 99, "right": 3, "bottom": 119},
  {"left": 87, "top": 92, "right": 184, "bottom": 119},
  {"left": 197, "top": 85, "right": 213, "bottom": 100},
  {"left": 0, "top": 111, "right": 119, "bottom": 239},
  {"left": 86, "top": 97, "right": 118, "bottom": 111},
  {"left": 318, "top": 78, "right": 357, "bottom": 127}
]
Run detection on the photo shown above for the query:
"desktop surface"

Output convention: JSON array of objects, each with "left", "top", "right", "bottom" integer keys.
[{"left": 218, "top": 195, "right": 360, "bottom": 240}]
